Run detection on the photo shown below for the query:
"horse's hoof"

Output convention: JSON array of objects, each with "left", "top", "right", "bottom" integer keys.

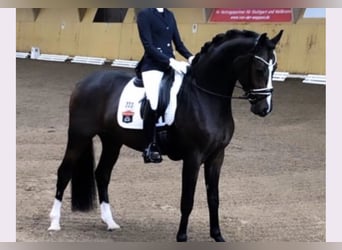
[
  {"left": 48, "top": 224, "right": 61, "bottom": 231},
  {"left": 176, "top": 234, "right": 187, "bottom": 242},
  {"left": 210, "top": 230, "right": 225, "bottom": 242},
  {"left": 107, "top": 223, "right": 120, "bottom": 231},
  {"left": 212, "top": 234, "right": 225, "bottom": 242},
  {"left": 215, "top": 237, "right": 225, "bottom": 242},
  {"left": 102, "top": 219, "right": 120, "bottom": 231}
]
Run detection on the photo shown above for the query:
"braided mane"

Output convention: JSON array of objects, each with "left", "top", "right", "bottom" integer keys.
[{"left": 191, "top": 29, "right": 259, "bottom": 65}]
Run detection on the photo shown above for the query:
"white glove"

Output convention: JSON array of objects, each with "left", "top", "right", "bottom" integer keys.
[
  {"left": 188, "top": 56, "right": 195, "bottom": 65},
  {"left": 169, "top": 58, "right": 189, "bottom": 74}
]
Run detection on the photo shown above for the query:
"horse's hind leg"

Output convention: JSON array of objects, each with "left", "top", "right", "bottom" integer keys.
[
  {"left": 95, "top": 134, "right": 122, "bottom": 230},
  {"left": 48, "top": 133, "right": 92, "bottom": 231}
]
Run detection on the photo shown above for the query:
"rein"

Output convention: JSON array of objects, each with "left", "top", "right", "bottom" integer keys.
[{"left": 191, "top": 80, "right": 248, "bottom": 100}]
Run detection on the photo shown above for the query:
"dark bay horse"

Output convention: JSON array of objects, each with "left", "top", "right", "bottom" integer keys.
[{"left": 48, "top": 29, "right": 283, "bottom": 241}]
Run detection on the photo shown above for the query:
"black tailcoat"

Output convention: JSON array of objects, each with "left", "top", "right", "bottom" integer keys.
[{"left": 137, "top": 8, "right": 193, "bottom": 72}]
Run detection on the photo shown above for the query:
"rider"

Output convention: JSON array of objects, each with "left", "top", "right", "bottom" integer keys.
[{"left": 136, "top": 8, "right": 194, "bottom": 163}]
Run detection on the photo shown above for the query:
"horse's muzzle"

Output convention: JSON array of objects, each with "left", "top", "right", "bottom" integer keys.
[{"left": 250, "top": 97, "right": 273, "bottom": 117}]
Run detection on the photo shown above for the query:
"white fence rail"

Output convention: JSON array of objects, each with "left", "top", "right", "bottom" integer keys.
[{"left": 16, "top": 52, "right": 326, "bottom": 85}]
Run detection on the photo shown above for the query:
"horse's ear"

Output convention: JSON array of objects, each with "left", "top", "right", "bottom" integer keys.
[{"left": 270, "top": 30, "right": 284, "bottom": 46}]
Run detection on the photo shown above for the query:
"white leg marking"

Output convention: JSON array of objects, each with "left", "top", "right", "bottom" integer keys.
[
  {"left": 48, "top": 199, "right": 62, "bottom": 231},
  {"left": 100, "top": 202, "right": 120, "bottom": 230}
]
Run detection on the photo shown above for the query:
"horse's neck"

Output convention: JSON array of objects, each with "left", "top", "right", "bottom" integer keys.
[
  {"left": 191, "top": 40, "right": 253, "bottom": 97},
  {"left": 178, "top": 74, "right": 233, "bottom": 127},
  {"left": 191, "top": 62, "right": 236, "bottom": 99},
  {"left": 182, "top": 73, "right": 233, "bottom": 109}
]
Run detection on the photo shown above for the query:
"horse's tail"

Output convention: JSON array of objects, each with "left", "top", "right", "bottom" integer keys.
[{"left": 71, "top": 138, "right": 96, "bottom": 212}]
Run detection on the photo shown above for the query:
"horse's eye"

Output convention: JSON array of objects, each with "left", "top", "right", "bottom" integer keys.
[{"left": 256, "top": 68, "right": 266, "bottom": 76}]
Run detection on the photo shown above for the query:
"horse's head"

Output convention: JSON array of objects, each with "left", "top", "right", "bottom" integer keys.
[
  {"left": 190, "top": 29, "right": 283, "bottom": 117},
  {"left": 233, "top": 30, "right": 283, "bottom": 117}
]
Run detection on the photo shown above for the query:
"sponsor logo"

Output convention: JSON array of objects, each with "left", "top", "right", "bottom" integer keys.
[{"left": 122, "top": 110, "right": 134, "bottom": 123}]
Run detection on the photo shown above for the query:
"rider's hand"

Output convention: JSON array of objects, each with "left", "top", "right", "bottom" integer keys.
[
  {"left": 169, "top": 58, "right": 189, "bottom": 74},
  {"left": 188, "top": 56, "right": 195, "bottom": 65}
]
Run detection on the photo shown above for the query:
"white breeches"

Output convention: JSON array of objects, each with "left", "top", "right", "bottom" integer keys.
[{"left": 142, "top": 70, "right": 164, "bottom": 110}]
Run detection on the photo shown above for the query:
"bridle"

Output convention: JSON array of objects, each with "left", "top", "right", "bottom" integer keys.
[
  {"left": 191, "top": 51, "right": 277, "bottom": 103},
  {"left": 244, "top": 52, "right": 277, "bottom": 103}
]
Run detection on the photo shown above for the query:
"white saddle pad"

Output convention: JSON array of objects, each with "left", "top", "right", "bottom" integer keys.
[{"left": 117, "top": 72, "right": 184, "bottom": 129}]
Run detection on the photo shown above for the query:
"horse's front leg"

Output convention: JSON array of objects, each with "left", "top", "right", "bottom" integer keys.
[
  {"left": 204, "top": 149, "right": 225, "bottom": 242},
  {"left": 176, "top": 155, "right": 201, "bottom": 242}
]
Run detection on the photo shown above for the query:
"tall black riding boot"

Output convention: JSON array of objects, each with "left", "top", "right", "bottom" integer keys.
[{"left": 142, "top": 104, "right": 163, "bottom": 163}]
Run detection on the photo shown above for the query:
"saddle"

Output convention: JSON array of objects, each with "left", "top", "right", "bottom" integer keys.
[
  {"left": 134, "top": 69, "right": 175, "bottom": 123},
  {"left": 117, "top": 64, "right": 183, "bottom": 129},
  {"left": 135, "top": 62, "right": 175, "bottom": 155}
]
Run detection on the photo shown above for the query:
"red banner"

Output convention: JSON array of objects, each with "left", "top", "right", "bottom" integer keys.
[{"left": 210, "top": 8, "right": 293, "bottom": 22}]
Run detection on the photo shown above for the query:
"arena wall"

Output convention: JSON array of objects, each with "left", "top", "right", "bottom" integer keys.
[{"left": 16, "top": 8, "right": 325, "bottom": 74}]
